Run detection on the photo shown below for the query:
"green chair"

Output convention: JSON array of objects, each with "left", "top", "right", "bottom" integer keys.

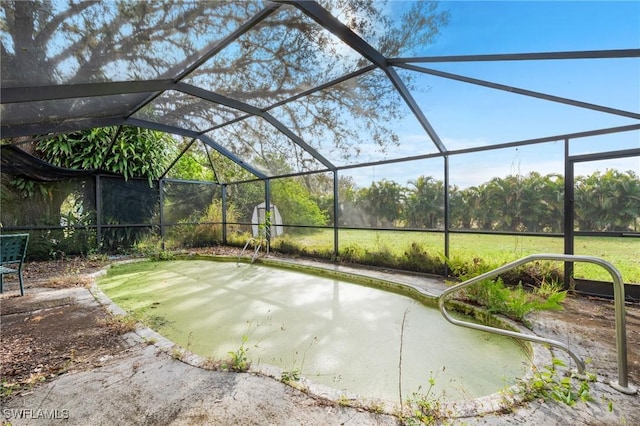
[{"left": 1, "top": 234, "right": 29, "bottom": 296}]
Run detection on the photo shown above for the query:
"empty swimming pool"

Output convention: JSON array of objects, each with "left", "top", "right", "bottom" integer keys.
[{"left": 98, "top": 258, "right": 530, "bottom": 404}]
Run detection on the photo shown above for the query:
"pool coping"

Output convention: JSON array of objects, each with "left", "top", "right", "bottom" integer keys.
[{"left": 89, "top": 256, "right": 553, "bottom": 419}]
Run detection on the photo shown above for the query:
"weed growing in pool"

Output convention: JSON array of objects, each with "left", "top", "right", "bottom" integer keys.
[
  {"left": 397, "top": 311, "right": 456, "bottom": 425},
  {"left": 225, "top": 335, "right": 251, "bottom": 372},
  {"left": 338, "top": 394, "right": 355, "bottom": 406},
  {"left": 601, "top": 395, "right": 615, "bottom": 413},
  {"left": 170, "top": 346, "right": 184, "bottom": 361},
  {"left": 515, "top": 357, "right": 596, "bottom": 406},
  {"left": 281, "top": 368, "right": 301, "bottom": 383},
  {"left": 398, "top": 308, "right": 409, "bottom": 407},
  {"left": 202, "top": 356, "right": 223, "bottom": 370},
  {"left": 281, "top": 336, "right": 318, "bottom": 383},
  {"left": 186, "top": 331, "right": 193, "bottom": 352},
  {"left": 402, "top": 370, "right": 451, "bottom": 426},
  {"left": 138, "top": 313, "right": 171, "bottom": 330},
  {"left": 365, "top": 400, "right": 385, "bottom": 414}
]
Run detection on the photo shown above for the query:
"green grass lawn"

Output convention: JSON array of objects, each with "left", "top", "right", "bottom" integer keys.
[{"left": 272, "top": 229, "right": 640, "bottom": 284}]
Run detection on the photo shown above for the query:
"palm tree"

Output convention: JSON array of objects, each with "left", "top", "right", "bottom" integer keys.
[
  {"left": 356, "top": 179, "right": 405, "bottom": 227},
  {"left": 450, "top": 185, "right": 481, "bottom": 229},
  {"left": 405, "top": 175, "right": 444, "bottom": 229},
  {"left": 575, "top": 170, "right": 640, "bottom": 231},
  {"left": 519, "top": 172, "right": 563, "bottom": 232}
]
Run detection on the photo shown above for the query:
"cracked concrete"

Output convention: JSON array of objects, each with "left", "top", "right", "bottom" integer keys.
[{"left": 1, "top": 258, "right": 638, "bottom": 425}]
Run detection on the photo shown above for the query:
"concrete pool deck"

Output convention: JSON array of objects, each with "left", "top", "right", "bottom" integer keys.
[{"left": 1, "top": 256, "right": 638, "bottom": 425}]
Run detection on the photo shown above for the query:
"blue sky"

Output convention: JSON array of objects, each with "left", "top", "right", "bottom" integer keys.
[
  {"left": 422, "top": 1, "right": 640, "bottom": 55},
  {"left": 5, "top": 1, "right": 635, "bottom": 188},
  {"left": 346, "top": 1, "right": 640, "bottom": 189}
]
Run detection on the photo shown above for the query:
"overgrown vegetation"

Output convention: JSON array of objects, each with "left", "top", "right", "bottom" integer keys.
[
  {"left": 191, "top": 200, "right": 238, "bottom": 247},
  {"left": 223, "top": 335, "right": 251, "bottom": 372},
  {"left": 400, "top": 370, "right": 452, "bottom": 426},
  {"left": 281, "top": 368, "right": 301, "bottom": 383},
  {"left": 280, "top": 336, "right": 317, "bottom": 384},
  {"left": 514, "top": 358, "right": 597, "bottom": 407},
  {"left": 446, "top": 255, "right": 567, "bottom": 323},
  {"left": 456, "top": 279, "right": 567, "bottom": 323},
  {"left": 398, "top": 359, "right": 600, "bottom": 425},
  {"left": 1, "top": 373, "right": 47, "bottom": 401},
  {"left": 270, "top": 234, "right": 334, "bottom": 260},
  {"left": 4, "top": 163, "right": 638, "bottom": 285},
  {"left": 98, "top": 314, "right": 138, "bottom": 335},
  {"left": 1, "top": 347, "right": 78, "bottom": 402}
]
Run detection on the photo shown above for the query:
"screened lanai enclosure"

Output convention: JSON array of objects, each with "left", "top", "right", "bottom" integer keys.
[{"left": 1, "top": 1, "right": 639, "bottom": 290}]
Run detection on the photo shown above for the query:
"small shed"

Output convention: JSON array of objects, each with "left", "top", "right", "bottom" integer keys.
[{"left": 251, "top": 203, "right": 284, "bottom": 238}]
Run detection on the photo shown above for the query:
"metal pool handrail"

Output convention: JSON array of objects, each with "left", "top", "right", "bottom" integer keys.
[
  {"left": 237, "top": 238, "right": 262, "bottom": 265},
  {"left": 438, "top": 253, "right": 637, "bottom": 395}
]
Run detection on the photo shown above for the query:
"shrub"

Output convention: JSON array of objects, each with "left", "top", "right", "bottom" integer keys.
[
  {"left": 455, "top": 277, "right": 566, "bottom": 323},
  {"left": 191, "top": 200, "right": 228, "bottom": 246},
  {"left": 167, "top": 200, "right": 240, "bottom": 248},
  {"left": 271, "top": 235, "right": 302, "bottom": 255},
  {"left": 401, "top": 242, "right": 447, "bottom": 275},
  {"left": 338, "top": 244, "right": 364, "bottom": 263}
]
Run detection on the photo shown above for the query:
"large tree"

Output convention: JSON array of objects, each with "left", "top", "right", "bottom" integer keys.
[
  {"left": 356, "top": 179, "right": 405, "bottom": 227},
  {"left": 405, "top": 175, "right": 444, "bottom": 229},
  {"left": 575, "top": 170, "right": 640, "bottom": 232},
  {"left": 1, "top": 0, "right": 450, "bottom": 172},
  {"left": 35, "top": 126, "right": 172, "bottom": 182}
]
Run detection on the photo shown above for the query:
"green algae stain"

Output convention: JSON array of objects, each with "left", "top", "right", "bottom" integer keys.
[{"left": 98, "top": 259, "right": 530, "bottom": 404}]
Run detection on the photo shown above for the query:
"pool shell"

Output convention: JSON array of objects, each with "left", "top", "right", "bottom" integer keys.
[{"left": 91, "top": 255, "right": 552, "bottom": 417}]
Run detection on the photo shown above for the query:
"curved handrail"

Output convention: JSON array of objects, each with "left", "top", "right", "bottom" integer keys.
[
  {"left": 438, "top": 253, "right": 637, "bottom": 395},
  {"left": 237, "top": 238, "right": 262, "bottom": 265},
  {"left": 252, "top": 241, "right": 262, "bottom": 263}
]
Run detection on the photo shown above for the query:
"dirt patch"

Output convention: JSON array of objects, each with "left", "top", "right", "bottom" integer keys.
[
  {"left": 0, "top": 291, "right": 128, "bottom": 398},
  {"left": 1, "top": 305, "right": 124, "bottom": 374},
  {"left": 533, "top": 294, "right": 640, "bottom": 386}
]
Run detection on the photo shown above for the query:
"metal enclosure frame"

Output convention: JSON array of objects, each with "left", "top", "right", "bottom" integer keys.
[{"left": 1, "top": 1, "right": 639, "bottom": 288}]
